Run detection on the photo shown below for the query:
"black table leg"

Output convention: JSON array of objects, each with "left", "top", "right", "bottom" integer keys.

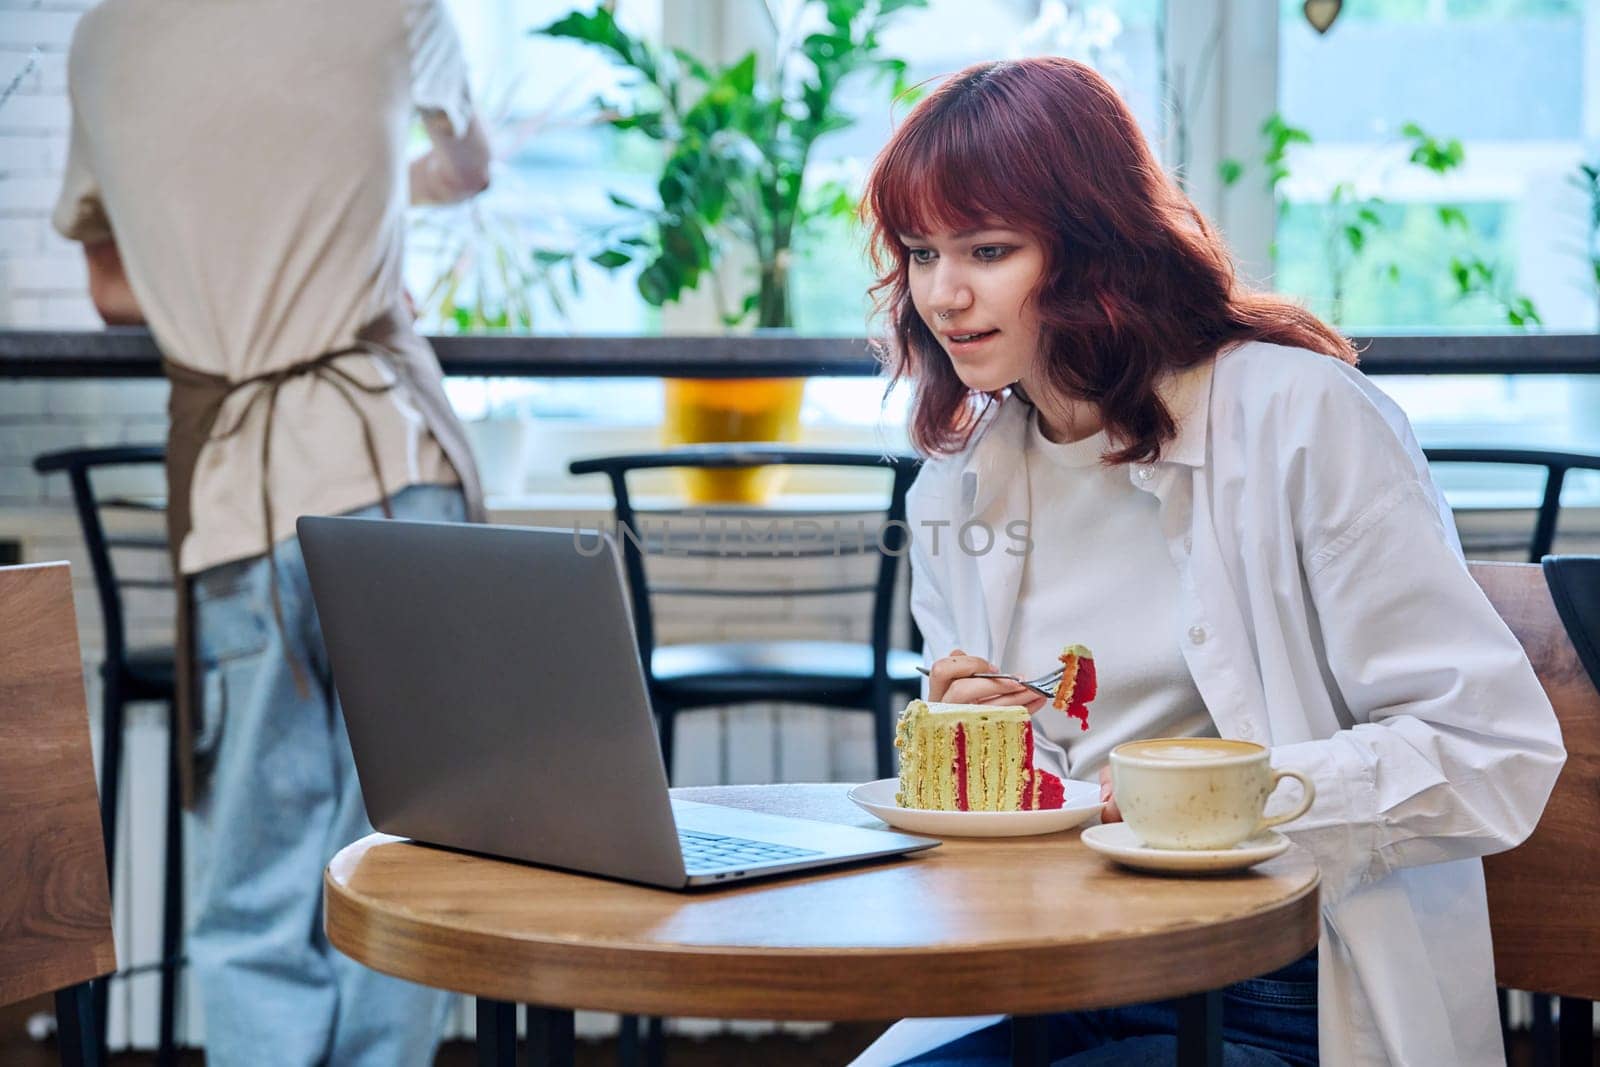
[
  {"left": 618, "top": 1014, "right": 641, "bottom": 1067},
  {"left": 644, "top": 1015, "right": 665, "bottom": 1067},
  {"left": 1535, "top": 993, "right": 1556, "bottom": 1067},
  {"left": 1010, "top": 1014, "right": 1049, "bottom": 1066},
  {"left": 1560, "top": 996, "right": 1594, "bottom": 1067},
  {"left": 55, "top": 982, "right": 102, "bottom": 1067},
  {"left": 476, "top": 998, "right": 516, "bottom": 1067},
  {"left": 526, "top": 1005, "right": 576, "bottom": 1067},
  {"left": 1176, "top": 990, "right": 1223, "bottom": 1067}
]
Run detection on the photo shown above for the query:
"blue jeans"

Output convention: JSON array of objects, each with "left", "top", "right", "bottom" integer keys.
[
  {"left": 901, "top": 952, "right": 1318, "bottom": 1066},
  {"left": 185, "top": 485, "right": 464, "bottom": 1067}
]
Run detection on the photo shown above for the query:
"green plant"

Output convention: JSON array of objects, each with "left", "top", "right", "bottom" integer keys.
[
  {"left": 412, "top": 204, "right": 578, "bottom": 333},
  {"left": 1572, "top": 158, "right": 1600, "bottom": 328},
  {"left": 1221, "top": 114, "right": 1382, "bottom": 323},
  {"left": 1402, "top": 122, "right": 1541, "bottom": 327},
  {"left": 1222, "top": 114, "right": 1541, "bottom": 328},
  {"left": 536, "top": 0, "right": 925, "bottom": 329},
  {"left": 408, "top": 79, "right": 587, "bottom": 333}
]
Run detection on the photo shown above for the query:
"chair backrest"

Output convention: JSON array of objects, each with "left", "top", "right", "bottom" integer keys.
[
  {"left": 568, "top": 445, "right": 921, "bottom": 671},
  {"left": 33, "top": 445, "right": 170, "bottom": 665},
  {"left": 1427, "top": 448, "right": 1600, "bottom": 562},
  {"left": 0, "top": 562, "right": 116, "bottom": 1006},
  {"left": 1471, "top": 560, "right": 1600, "bottom": 999}
]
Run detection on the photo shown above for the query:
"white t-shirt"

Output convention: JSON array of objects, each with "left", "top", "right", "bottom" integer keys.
[
  {"left": 54, "top": 0, "right": 471, "bottom": 573},
  {"left": 1004, "top": 409, "right": 1214, "bottom": 779}
]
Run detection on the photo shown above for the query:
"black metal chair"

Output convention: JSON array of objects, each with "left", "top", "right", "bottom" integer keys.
[
  {"left": 569, "top": 445, "right": 924, "bottom": 783},
  {"left": 32, "top": 446, "right": 181, "bottom": 1066},
  {"left": 1424, "top": 448, "right": 1600, "bottom": 561}
]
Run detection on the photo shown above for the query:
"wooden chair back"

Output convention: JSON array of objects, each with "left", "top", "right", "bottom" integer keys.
[
  {"left": 0, "top": 562, "right": 116, "bottom": 1006},
  {"left": 1472, "top": 560, "right": 1600, "bottom": 999}
]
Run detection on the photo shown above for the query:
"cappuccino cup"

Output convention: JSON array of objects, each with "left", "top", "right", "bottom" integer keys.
[{"left": 1108, "top": 738, "right": 1315, "bottom": 851}]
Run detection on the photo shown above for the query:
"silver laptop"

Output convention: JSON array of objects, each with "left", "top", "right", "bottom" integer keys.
[{"left": 298, "top": 515, "right": 938, "bottom": 889}]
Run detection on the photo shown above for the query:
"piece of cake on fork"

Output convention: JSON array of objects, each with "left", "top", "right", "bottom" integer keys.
[{"left": 1053, "top": 644, "right": 1096, "bottom": 731}]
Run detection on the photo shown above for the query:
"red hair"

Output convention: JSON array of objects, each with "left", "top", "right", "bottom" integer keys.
[{"left": 864, "top": 58, "right": 1356, "bottom": 461}]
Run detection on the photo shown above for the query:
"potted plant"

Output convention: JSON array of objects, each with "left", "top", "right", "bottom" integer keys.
[{"left": 538, "top": 0, "right": 924, "bottom": 501}]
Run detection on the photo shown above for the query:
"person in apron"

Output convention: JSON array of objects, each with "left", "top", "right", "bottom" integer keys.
[{"left": 54, "top": 3, "right": 491, "bottom": 1063}]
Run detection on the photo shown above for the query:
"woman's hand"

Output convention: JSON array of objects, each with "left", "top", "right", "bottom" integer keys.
[
  {"left": 928, "top": 649, "right": 1047, "bottom": 713},
  {"left": 1098, "top": 765, "right": 1122, "bottom": 823}
]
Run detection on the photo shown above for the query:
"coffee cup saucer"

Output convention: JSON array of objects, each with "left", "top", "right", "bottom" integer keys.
[{"left": 1080, "top": 822, "right": 1291, "bottom": 874}]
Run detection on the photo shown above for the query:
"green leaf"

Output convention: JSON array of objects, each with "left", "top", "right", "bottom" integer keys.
[
  {"left": 1343, "top": 225, "right": 1365, "bottom": 253},
  {"left": 1402, "top": 121, "right": 1467, "bottom": 175},
  {"left": 536, "top": 9, "right": 670, "bottom": 109},
  {"left": 1510, "top": 296, "right": 1542, "bottom": 325},
  {"left": 721, "top": 291, "right": 761, "bottom": 328},
  {"left": 824, "top": 0, "right": 866, "bottom": 30},
  {"left": 1218, "top": 158, "right": 1244, "bottom": 187},
  {"left": 1436, "top": 205, "right": 1469, "bottom": 230},
  {"left": 611, "top": 110, "right": 667, "bottom": 137},
  {"left": 804, "top": 32, "right": 851, "bottom": 67},
  {"left": 720, "top": 51, "right": 758, "bottom": 97},
  {"left": 590, "top": 249, "right": 633, "bottom": 270},
  {"left": 636, "top": 260, "right": 677, "bottom": 306},
  {"left": 670, "top": 47, "right": 714, "bottom": 83}
]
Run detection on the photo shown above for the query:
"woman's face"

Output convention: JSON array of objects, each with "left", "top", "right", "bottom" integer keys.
[{"left": 900, "top": 224, "right": 1046, "bottom": 393}]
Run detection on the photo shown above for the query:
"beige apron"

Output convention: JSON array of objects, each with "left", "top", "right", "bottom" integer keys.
[{"left": 163, "top": 305, "right": 485, "bottom": 806}]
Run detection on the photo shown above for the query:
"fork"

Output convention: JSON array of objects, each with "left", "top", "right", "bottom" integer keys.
[{"left": 914, "top": 664, "right": 1064, "bottom": 701}]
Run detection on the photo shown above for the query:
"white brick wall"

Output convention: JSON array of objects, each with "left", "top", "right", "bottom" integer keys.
[{"left": 0, "top": 0, "right": 169, "bottom": 667}]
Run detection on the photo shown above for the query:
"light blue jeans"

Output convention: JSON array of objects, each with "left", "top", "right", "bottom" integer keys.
[{"left": 185, "top": 485, "right": 464, "bottom": 1067}]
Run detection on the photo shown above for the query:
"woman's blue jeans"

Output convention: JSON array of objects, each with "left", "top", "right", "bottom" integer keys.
[{"left": 900, "top": 951, "right": 1319, "bottom": 1066}]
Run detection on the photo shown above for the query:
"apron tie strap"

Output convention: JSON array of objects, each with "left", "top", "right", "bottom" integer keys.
[{"left": 164, "top": 343, "right": 398, "bottom": 698}]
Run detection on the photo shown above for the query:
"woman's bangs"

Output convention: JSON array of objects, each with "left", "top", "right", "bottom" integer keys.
[
  {"left": 871, "top": 105, "right": 1040, "bottom": 245},
  {"left": 870, "top": 120, "right": 992, "bottom": 241}
]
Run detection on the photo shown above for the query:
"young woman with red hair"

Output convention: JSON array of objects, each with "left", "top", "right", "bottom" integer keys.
[{"left": 862, "top": 57, "right": 1564, "bottom": 1066}]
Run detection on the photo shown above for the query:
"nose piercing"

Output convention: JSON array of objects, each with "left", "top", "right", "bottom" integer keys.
[{"left": 937, "top": 310, "right": 952, "bottom": 320}]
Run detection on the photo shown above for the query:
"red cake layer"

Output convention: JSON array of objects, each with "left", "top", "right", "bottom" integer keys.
[
  {"left": 954, "top": 724, "right": 970, "bottom": 811},
  {"left": 947, "top": 718, "right": 1066, "bottom": 811}
]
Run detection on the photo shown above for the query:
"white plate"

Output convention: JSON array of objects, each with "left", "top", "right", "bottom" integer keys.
[
  {"left": 1080, "top": 822, "right": 1291, "bottom": 873},
  {"left": 847, "top": 778, "right": 1102, "bottom": 838}
]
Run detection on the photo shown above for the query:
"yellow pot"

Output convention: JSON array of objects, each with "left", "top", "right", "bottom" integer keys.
[{"left": 662, "top": 378, "right": 806, "bottom": 503}]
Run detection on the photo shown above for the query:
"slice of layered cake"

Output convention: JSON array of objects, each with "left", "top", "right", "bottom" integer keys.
[
  {"left": 894, "top": 701, "right": 1068, "bottom": 811},
  {"left": 1052, "top": 644, "right": 1096, "bottom": 731}
]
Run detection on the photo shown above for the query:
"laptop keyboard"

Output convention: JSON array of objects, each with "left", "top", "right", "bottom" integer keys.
[{"left": 678, "top": 828, "right": 825, "bottom": 875}]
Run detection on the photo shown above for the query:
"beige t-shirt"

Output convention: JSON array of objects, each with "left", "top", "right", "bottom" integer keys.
[
  {"left": 54, "top": 0, "right": 468, "bottom": 574},
  {"left": 1005, "top": 410, "right": 1215, "bottom": 781}
]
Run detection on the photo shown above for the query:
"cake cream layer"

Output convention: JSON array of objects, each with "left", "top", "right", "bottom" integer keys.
[{"left": 895, "top": 701, "right": 1035, "bottom": 811}]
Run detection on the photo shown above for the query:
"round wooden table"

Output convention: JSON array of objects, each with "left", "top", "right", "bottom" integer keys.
[{"left": 325, "top": 784, "right": 1319, "bottom": 1066}]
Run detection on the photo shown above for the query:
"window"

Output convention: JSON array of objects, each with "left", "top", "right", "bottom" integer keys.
[
  {"left": 1269, "top": 0, "right": 1600, "bottom": 471},
  {"left": 1273, "top": 0, "right": 1595, "bottom": 332},
  {"left": 426, "top": 0, "right": 1168, "bottom": 479}
]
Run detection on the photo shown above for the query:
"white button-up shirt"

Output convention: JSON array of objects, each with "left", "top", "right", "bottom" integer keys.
[{"left": 903, "top": 341, "right": 1565, "bottom": 1065}]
